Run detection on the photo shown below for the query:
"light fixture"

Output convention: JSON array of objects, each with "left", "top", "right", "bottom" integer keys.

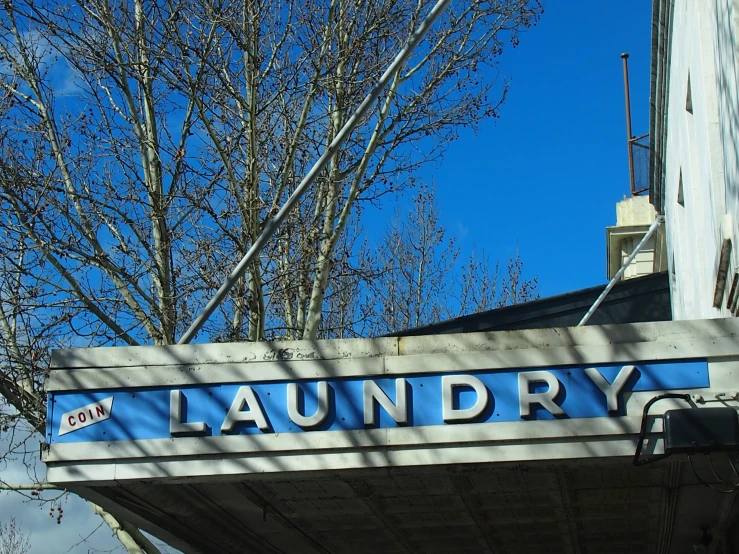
[{"left": 633, "top": 395, "right": 739, "bottom": 492}]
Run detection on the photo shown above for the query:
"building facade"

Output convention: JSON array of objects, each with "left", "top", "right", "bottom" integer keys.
[{"left": 651, "top": 0, "right": 739, "bottom": 319}]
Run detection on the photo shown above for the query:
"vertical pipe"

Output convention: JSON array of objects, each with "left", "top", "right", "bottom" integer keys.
[{"left": 621, "top": 53, "right": 636, "bottom": 196}]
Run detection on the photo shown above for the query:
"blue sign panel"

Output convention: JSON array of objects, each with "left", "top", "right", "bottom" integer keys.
[{"left": 47, "top": 360, "right": 709, "bottom": 444}]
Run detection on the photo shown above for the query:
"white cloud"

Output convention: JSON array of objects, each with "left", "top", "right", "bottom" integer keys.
[
  {"left": 0, "top": 29, "right": 84, "bottom": 99},
  {"left": 0, "top": 432, "right": 128, "bottom": 554},
  {"left": 0, "top": 490, "right": 126, "bottom": 554},
  {"left": 456, "top": 220, "right": 470, "bottom": 239}
]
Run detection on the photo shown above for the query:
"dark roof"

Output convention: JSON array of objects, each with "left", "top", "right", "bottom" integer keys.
[{"left": 389, "top": 271, "right": 671, "bottom": 337}]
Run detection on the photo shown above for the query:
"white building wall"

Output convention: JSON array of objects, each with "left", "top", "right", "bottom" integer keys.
[
  {"left": 621, "top": 236, "right": 657, "bottom": 279},
  {"left": 606, "top": 196, "right": 665, "bottom": 280},
  {"left": 663, "top": 0, "right": 739, "bottom": 319},
  {"left": 714, "top": 0, "right": 739, "bottom": 306}
]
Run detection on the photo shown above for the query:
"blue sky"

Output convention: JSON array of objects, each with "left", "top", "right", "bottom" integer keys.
[{"left": 406, "top": 0, "right": 654, "bottom": 299}]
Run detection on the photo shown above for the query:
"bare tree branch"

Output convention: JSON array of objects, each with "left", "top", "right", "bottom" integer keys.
[{"left": 0, "top": 0, "right": 542, "bottom": 550}]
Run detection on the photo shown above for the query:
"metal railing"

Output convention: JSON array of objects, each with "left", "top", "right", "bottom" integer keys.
[
  {"left": 630, "top": 132, "right": 650, "bottom": 195},
  {"left": 621, "top": 53, "right": 650, "bottom": 196}
]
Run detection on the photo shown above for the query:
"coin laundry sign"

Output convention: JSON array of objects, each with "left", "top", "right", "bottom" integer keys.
[
  {"left": 48, "top": 361, "right": 708, "bottom": 444},
  {"left": 58, "top": 397, "right": 113, "bottom": 436}
]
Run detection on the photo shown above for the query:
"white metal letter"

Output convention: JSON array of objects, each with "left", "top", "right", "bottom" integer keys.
[
  {"left": 287, "top": 382, "right": 330, "bottom": 428},
  {"left": 442, "top": 375, "right": 489, "bottom": 422},
  {"left": 221, "top": 386, "right": 270, "bottom": 433},
  {"left": 363, "top": 379, "right": 408, "bottom": 426},
  {"left": 518, "top": 371, "right": 566, "bottom": 418},
  {"left": 170, "top": 390, "right": 208, "bottom": 436},
  {"left": 584, "top": 365, "right": 636, "bottom": 414}
]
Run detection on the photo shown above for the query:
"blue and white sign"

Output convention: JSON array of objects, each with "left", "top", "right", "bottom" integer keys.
[{"left": 47, "top": 360, "right": 708, "bottom": 444}]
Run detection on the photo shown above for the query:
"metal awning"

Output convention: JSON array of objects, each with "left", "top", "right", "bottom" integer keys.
[{"left": 44, "top": 319, "right": 739, "bottom": 553}]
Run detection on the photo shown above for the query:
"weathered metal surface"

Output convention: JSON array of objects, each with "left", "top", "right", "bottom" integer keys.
[
  {"left": 43, "top": 319, "right": 739, "bottom": 553},
  {"left": 83, "top": 460, "right": 690, "bottom": 554}
]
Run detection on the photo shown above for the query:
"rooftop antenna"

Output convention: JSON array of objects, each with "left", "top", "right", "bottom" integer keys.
[
  {"left": 178, "top": 0, "right": 453, "bottom": 345},
  {"left": 621, "top": 53, "right": 636, "bottom": 196}
]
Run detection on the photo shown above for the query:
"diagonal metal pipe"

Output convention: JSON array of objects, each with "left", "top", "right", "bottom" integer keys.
[
  {"left": 178, "top": 0, "right": 453, "bottom": 344},
  {"left": 578, "top": 215, "right": 664, "bottom": 327}
]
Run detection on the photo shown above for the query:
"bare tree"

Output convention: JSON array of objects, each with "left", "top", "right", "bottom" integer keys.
[
  {"left": 371, "top": 184, "right": 461, "bottom": 331},
  {"left": 311, "top": 218, "right": 379, "bottom": 339},
  {"left": 367, "top": 184, "right": 538, "bottom": 335},
  {"left": 0, "top": 0, "right": 542, "bottom": 551},
  {"left": 0, "top": 518, "right": 31, "bottom": 554}
]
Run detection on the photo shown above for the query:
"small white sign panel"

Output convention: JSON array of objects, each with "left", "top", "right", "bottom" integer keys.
[{"left": 58, "top": 397, "right": 114, "bottom": 436}]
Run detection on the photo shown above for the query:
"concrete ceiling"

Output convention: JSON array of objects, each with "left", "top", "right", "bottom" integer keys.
[{"left": 84, "top": 457, "right": 737, "bottom": 554}]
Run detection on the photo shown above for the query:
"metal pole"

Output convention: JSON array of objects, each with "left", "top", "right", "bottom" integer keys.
[
  {"left": 178, "top": 0, "right": 453, "bottom": 345},
  {"left": 577, "top": 216, "right": 664, "bottom": 327},
  {"left": 621, "top": 53, "right": 636, "bottom": 196}
]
